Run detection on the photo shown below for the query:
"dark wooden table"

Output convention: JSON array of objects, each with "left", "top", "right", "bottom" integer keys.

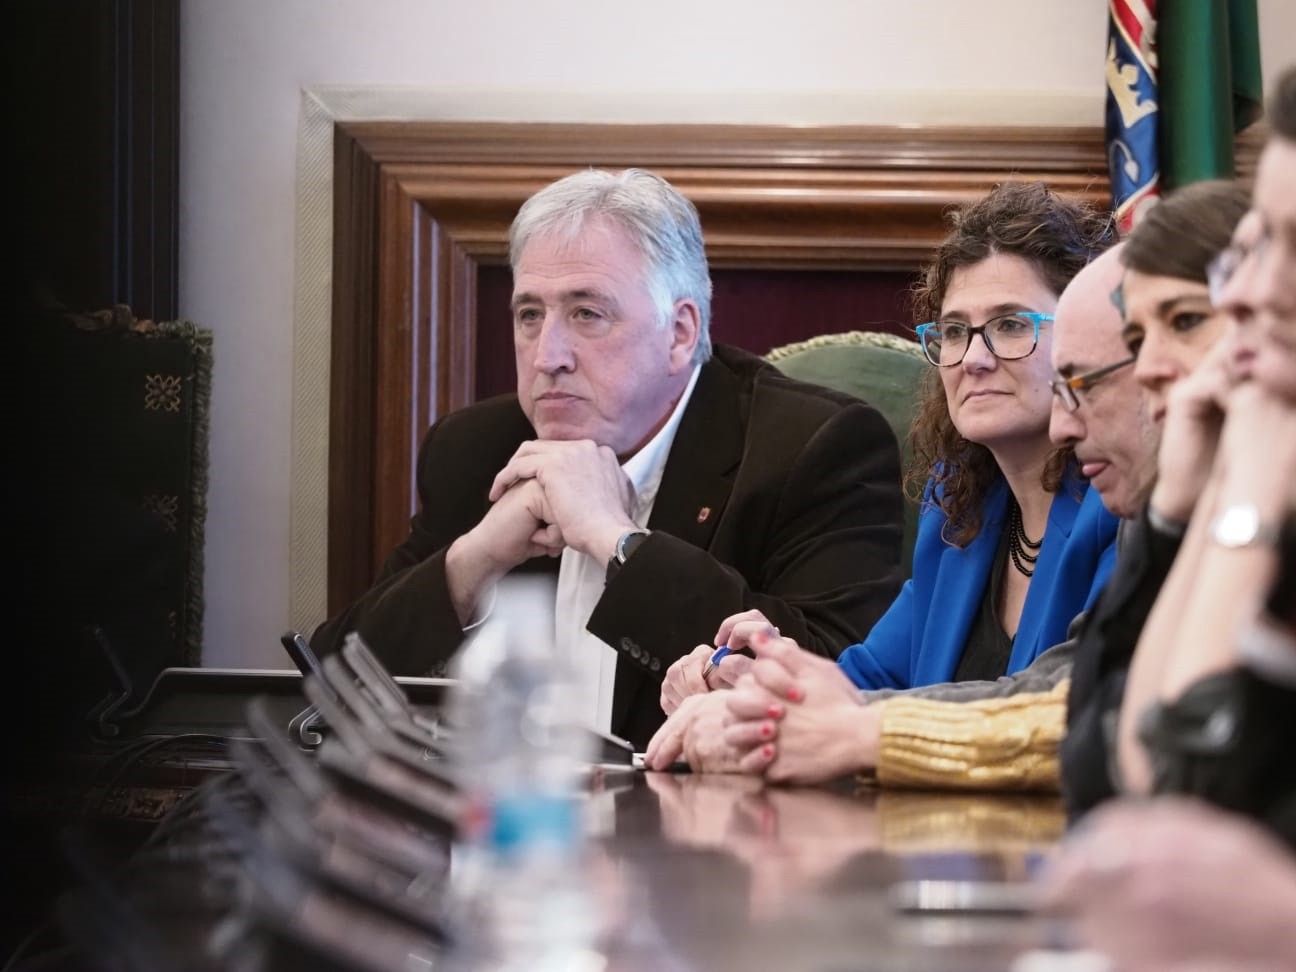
[
  {"left": 6, "top": 688, "right": 1076, "bottom": 971},
  {"left": 580, "top": 771, "right": 1069, "bottom": 972}
]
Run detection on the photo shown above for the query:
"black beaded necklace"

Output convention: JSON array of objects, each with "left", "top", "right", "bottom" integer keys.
[{"left": 1008, "top": 500, "right": 1043, "bottom": 578}]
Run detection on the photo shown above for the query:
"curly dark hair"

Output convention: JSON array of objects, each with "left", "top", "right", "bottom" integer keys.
[{"left": 907, "top": 182, "right": 1118, "bottom": 546}]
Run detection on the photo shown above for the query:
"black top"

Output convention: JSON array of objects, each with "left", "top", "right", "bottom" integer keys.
[
  {"left": 1136, "top": 513, "right": 1296, "bottom": 849},
  {"left": 953, "top": 525, "right": 1014, "bottom": 682},
  {"left": 1060, "top": 511, "right": 1181, "bottom": 819},
  {"left": 1141, "top": 664, "right": 1296, "bottom": 850}
]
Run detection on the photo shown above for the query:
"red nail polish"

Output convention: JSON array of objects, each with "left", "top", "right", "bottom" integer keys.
[
  {"left": 760, "top": 722, "right": 773, "bottom": 738},
  {"left": 766, "top": 704, "right": 784, "bottom": 719},
  {"left": 787, "top": 686, "right": 803, "bottom": 702},
  {"left": 762, "top": 744, "right": 774, "bottom": 759}
]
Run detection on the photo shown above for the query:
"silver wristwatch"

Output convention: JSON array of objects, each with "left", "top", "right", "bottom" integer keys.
[
  {"left": 1210, "top": 503, "right": 1280, "bottom": 549},
  {"left": 606, "top": 529, "right": 651, "bottom": 581}
]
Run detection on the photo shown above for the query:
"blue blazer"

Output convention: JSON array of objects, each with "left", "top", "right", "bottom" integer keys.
[{"left": 837, "top": 477, "right": 1118, "bottom": 690}]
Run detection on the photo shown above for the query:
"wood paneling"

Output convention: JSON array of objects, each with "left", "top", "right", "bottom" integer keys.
[{"left": 327, "top": 120, "right": 1262, "bottom": 611}]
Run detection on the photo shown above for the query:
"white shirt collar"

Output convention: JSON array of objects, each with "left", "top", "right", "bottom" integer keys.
[
  {"left": 552, "top": 362, "right": 701, "bottom": 733},
  {"left": 620, "top": 364, "right": 702, "bottom": 522}
]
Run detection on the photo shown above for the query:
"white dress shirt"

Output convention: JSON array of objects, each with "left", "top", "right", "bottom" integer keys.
[{"left": 555, "top": 365, "right": 702, "bottom": 733}]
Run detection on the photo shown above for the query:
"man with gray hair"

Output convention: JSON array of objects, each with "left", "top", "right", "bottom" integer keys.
[{"left": 314, "top": 168, "right": 903, "bottom": 748}]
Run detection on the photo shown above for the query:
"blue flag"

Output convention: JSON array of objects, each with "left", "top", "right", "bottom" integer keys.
[{"left": 1105, "top": 0, "right": 1161, "bottom": 230}]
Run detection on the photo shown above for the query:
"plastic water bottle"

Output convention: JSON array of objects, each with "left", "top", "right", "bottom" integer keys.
[{"left": 445, "top": 577, "right": 600, "bottom": 970}]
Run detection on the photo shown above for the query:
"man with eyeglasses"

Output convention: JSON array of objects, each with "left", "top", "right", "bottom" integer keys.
[
  {"left": 1046, "top": 242, "right": 1197, "bottom": 810},
  {"left": 1049, "top": 248, "right": 1159, "bottom": 521}
]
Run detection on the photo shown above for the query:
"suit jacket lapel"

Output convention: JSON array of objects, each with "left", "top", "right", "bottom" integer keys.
[
  {"left": 918, "top": 479, "right": 1009, "bottom": 683},
  {"left": 644, "top": 356, "right": 744, "bottom": 544},
  {"left": 610, "top": 356, "right": 744, "bottom": 735}
]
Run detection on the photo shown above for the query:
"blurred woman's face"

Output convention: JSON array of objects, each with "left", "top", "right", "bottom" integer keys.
[
  {"left": 1252, "top": 308, "right": 1296, "bottom": 402},
  {"left": 1216, "top": 135, "right": 1296, "bottom": 402},
  {"left": 1120, "top": 268, "right": 1231, "bottom": 423},
  {"left": 937, "top": 253, "right": 1060, "bottom": 456}
]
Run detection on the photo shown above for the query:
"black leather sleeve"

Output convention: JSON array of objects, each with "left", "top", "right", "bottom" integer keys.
[{"left": 1061, "top": 509, "right": 1184, "bottom": 818}]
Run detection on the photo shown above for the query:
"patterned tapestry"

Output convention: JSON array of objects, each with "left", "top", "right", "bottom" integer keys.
[{"left": 50, "top": 306, "right": 213, "bottom": 679}]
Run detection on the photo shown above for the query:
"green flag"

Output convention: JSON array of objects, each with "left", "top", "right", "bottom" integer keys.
[{"left": 1158, "top": 0, "right": 1265, "bottom": 190}]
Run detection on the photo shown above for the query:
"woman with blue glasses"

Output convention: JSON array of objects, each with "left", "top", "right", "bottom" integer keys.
[
  {"left": 658, "top": 182, "right": 1121, "bottom": 715},
  {"left": 834, "top": 182, "right": 1121, "bottom": 690}
]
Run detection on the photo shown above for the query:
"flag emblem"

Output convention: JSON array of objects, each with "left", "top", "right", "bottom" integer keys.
[{"left": 1106, "top": 0, "right": 1161, "bottom": 231}]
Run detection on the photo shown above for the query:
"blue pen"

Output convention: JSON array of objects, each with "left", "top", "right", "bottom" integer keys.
[{"left": 700, "top": 645, "right": 731, "bottom": 681}]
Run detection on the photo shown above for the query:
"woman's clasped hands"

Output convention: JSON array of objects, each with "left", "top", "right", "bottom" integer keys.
[{"left": 647, "top": 610, "right": 879, "bottom": 784}]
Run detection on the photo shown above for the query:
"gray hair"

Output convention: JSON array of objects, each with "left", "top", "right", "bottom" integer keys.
[{"left": 508, "top": 168, "right": 713, "bottom": 363}]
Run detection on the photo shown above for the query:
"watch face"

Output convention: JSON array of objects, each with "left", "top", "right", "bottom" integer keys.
[
  {"left": 1215, "top": 503, "right": 1260, "bottom": 547},
  {"left": 607, "top": 530, "right": 650, "bottom": 582},
  {"left": 620, "top": 530, "right": 650, "bottom": 562}
]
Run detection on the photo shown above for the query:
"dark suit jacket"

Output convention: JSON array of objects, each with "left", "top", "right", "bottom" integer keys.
[
  {"left": 1061, "top": 509, "right": 1183, "bottom": 817},
  {"left": 312, "top": 344, "right": 904, "bottom": 748}
]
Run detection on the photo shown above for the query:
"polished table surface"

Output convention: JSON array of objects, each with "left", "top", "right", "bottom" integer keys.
[
  {"left": 27, "top": 760, "right": 1070, "bottom": 970},
  {"left": 11, "top": 711, "right": 1074, "bottom": 970},
  {"left": 576, "top": 770, "right": 1068, "bottom": 971}
]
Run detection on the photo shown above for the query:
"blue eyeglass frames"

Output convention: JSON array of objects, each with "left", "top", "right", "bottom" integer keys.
[{"left": 915, "top": 312, "right": 1054, "bottom": 368}]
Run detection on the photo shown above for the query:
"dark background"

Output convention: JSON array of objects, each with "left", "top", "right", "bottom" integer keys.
[{"left": 7, "top": 0, "right": 181, "bottom": 954}]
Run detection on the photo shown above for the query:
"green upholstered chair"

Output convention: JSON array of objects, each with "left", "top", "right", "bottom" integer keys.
[{"left": 766, "top": 330, "right": 926, "bottom": 575}]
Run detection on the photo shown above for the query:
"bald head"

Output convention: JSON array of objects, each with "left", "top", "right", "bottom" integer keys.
[
  {"left": 1049, "top": 244, "right": 1159, "bottom": 518},
  {"left": 1054, "top": 246, "right": 1127, "bottom": 372}
]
